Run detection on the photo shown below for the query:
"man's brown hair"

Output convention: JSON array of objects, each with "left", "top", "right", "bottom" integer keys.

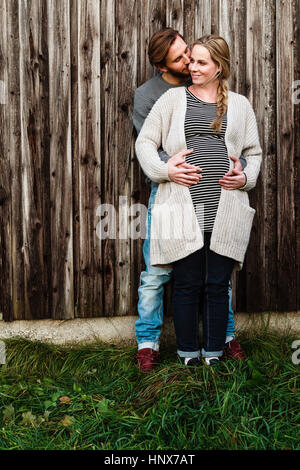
[{"left": 148, "top": 28, "right": 184, "bottom": 68}]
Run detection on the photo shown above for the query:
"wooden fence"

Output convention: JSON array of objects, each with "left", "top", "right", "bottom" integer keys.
[{"left": 0, "top": 0, "right": 299, "bottom": 321}]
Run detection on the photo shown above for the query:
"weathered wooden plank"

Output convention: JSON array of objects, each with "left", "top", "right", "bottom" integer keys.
[
  {"left": 138, "top": 0, "right": 167, "bottom": 85},
  {"left": 115, "top": 0, "right": 138, "bottom": 315},
  {"left": 7, "top": 0, "right": 25, "bottom": 320},
  {"left": 183, "top": 0, "right": 196, "bottom": 46},
  {"left": 70, "top": 0, "right": 80, "bottom": 317},
  {"left": 166, "top": 0, "right": 184, "bottom": 31},
  {"left": 210, "top": 0, "right": 219, "bottom": 35},
  {"left": 47, "top": 0, "right": 74, "bottom": 319},
  {"left": 276, "top": 0, "right": 297, "bottom": 311},
  {"left": 294, "top": 0, "right": 300, "bottom": 310},
  {"left": 258, "top": 0, "right": 277, "bottom": 311},
  {"left": 100, "top": 0, "right": 116, "bottom": 316},
  {"left": 0, "top": 0, "right": 13, "bottom": 321},
  {"left": 76, "top": 0, "right": 102, "bottom": 317},
  {"left": 19, "top": 0, "right": 51, "bottom": 319},
  {"left": 39, "top": 0, "right": 52, "bottom": 319},
  {"left": 193, "top": 0, "right": 212, "bottom": 40},
  {"left": 219, "top": 0, "right": 246, "bottom": 94},
  {"left": 243, "top": 0, "right": 269, "bottom": 312}
]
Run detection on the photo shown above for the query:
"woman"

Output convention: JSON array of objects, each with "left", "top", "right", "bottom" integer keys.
[{"left": 135, "top": 35, "right": 262, "bottom": 367}]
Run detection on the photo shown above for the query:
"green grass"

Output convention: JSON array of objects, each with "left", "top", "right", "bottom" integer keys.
[{"left": 0, "top": 329, "right": 299, "bottom": 450}]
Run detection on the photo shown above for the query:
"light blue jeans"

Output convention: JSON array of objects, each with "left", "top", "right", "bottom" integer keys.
[{"left": 135, "top": 183, "right": 236, "bottom": 351}]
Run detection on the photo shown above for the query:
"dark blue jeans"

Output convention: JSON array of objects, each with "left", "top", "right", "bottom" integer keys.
[{"left": 172, "top": 232, "right": 235, "bottom": 358}]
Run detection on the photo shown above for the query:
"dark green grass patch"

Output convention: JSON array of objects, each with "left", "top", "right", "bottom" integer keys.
[{"left": 0, "top": 329, "right": 299, "bottom": 450}]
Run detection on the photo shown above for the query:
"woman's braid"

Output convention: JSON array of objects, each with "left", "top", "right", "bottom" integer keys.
[{"left": 211, "top": 78, "right": 229, "bottom": 133}]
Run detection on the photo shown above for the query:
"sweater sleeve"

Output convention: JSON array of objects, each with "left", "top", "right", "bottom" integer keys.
[
  {"left": 240, "top": 99, "right": 262, "bottom": 191},
  {"left": 133, "top": 89, "right": 171, "bottom": 166},
  {"left": 135, "top": 95, "right": 171, "bottom": 183},
  {"left": 133, "top": 89, "right": 152, "bottom": 135}
]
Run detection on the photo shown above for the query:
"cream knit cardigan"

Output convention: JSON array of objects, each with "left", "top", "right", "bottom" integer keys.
[{"left": 135, "top": 87, "right": 262, "bottom": 270}]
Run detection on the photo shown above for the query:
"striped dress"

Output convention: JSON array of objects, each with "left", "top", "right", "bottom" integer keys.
[{"left": 184, "top": 87, "right": 230, "bottom": 232}]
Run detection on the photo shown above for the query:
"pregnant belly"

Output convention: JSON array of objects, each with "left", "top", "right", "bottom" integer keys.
[
  {"left": 185, "top": 136, "right": 229, "bottom": 231},
  {"left": 185, "top": 135, "right": 230, "bottom": 188}
]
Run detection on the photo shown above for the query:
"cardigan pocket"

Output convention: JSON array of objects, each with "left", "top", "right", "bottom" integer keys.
[
  {"left": 153, "top": 182, "right": 201, "bottom": 241},
  {"left": 211, "top": 189, "right": 256, "bottom": 263}
]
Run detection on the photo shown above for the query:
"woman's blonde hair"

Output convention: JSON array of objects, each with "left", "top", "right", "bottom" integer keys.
[{"left": 193, "top": 35, "right": 230, "bottom": 133}]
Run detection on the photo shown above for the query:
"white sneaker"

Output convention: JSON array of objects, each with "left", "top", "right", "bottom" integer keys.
[{"left": 204, "top": 357, "right": 220, "bottom": 367}]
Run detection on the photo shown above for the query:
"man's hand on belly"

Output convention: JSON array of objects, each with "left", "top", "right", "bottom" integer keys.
[{"left": 228, "top": 155, "right": 243, "bottom": 172}]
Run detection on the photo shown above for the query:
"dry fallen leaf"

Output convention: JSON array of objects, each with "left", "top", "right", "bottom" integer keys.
[
  {"left": 60, "top": 415, "right": 74, "bottom": 427},
  {"left": 59, "top": 396, "right": 72, "bottom": 404}
]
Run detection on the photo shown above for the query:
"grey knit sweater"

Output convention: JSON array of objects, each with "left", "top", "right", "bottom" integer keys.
[{"left": 135, "top": 87, "right": 262, "bottom": 270}]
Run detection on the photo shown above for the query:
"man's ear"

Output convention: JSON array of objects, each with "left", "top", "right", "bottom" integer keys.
[{"left": 156, "top": 64, "right": 168, "bottom": 73}]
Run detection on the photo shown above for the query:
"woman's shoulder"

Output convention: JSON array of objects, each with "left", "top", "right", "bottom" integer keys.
[
  {"left": 155, "top": 86, "right": 186, "bottom": 106},
  {"left": 228, "top": 90, "right": 253, "bottom": 109},
  {"left": 163, "top": 86, "right": 186, "bottom": 97},
  {"left": 141, "top": 86, "right": 186, "bottom": 125}
]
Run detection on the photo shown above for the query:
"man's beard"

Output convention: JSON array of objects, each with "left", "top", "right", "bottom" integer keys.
[{"left": 167, "top": 67, "right": 190, "bottom": 79}]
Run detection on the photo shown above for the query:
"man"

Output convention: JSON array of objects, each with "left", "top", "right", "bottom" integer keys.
[{"left": 133, "top": 29, "right": 246, "bottom": 373}]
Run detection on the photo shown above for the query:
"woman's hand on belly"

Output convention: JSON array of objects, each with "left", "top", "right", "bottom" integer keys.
[{"left": 167, "top": 149, "right": 203, "bottom": 187}]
